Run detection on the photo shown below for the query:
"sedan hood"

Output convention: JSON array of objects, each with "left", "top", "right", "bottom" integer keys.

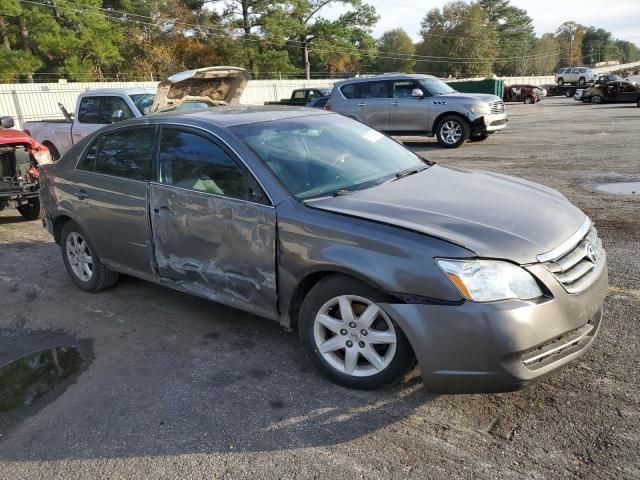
[
  {"left": 306, "top": 165, "right": 586, "bottom": 264},
  {"left": 151, "top": 66, "right": 250, "bottom": 113}
]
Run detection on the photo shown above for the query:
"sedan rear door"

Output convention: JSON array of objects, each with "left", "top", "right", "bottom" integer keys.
[{"left": 149, "top": 127, "right": 277, "bottom": 318}]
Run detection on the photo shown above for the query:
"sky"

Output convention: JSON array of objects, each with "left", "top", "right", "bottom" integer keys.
[{"left": 324, "top": 0, "right": 640, "bottom": 46}]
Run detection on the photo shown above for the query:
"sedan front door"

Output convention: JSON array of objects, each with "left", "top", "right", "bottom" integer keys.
[{"left": 149, "top": 127, "right": 277, "bottom": 319}]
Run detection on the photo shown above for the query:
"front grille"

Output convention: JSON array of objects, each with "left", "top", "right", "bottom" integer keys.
[
  {"left": 541, "top": 225, "right": 605, "bottom": 294},
  {"left": 489, "top": 100, "right": 505, "bottom": 114}
]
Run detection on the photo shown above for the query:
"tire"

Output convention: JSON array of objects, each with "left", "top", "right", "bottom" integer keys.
[
  {"left": 43, "top": 142, "right": 60, "bottom": 162},
  {"left": 298, "top": 275, "right": 414, "bottom": 390},
  {"left": 60, "top": 220, "right": 119, "bottom": 292},
  {"left": 591, "top": 95, "right": 603, "bottom": 104},
  {"left": 565, "top": 90, "right": 573, "bottom": 97},
  {"left": 435, "top": 115, "right": 470, "bottom": 148},
  {"left": 17, "top": 198, "right": 42, "bottom": 221},
  {"left": 524, "top": 96, "right": 534, "bottom": 104},
  {"left": 636, "top": 99, "right": 639, "bottom": 108},
  {"left": 557, "top": 78, "right": 564, "bottom": 86},
  {"left": 578, "top": 77, "right": 586, "bottom": 86},
  {"left": 469, "top": 133, "right": 489, "bottom": 142}
]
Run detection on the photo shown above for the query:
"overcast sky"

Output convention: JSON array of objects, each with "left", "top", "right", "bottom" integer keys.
[{"left": 324, "top": 0, "right": 640, "bottom": 46}]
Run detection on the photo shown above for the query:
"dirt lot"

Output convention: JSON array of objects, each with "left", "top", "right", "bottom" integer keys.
[{"left": 1, "top": 97, "right": 639, "bottom": 479}]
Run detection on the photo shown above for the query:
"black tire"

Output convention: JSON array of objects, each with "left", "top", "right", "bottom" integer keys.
[
  {"left": 524, "top": 96, "right": 534, "bottom": 104},
  {"left": 435, "top": 115, "right": 470, "bottom": 149},
  {"left": 557, "top": 78, "right": 564, "bottom": 86},
  {"left": 469, "top": 132, "right": 489, "bottom": 142},
  {"left": 43, "top": 142, "right": 60, "bottom": 162},
  {"left": 591, "top": 95, "right": 603, "bottom": 104},
  {"left": 17, "top": 198, "right": 42, "bottom": 221},
  {"left": 298, "top": 274, "right": 414, "bottom": 390},
  {"left": 565, "top": 90, "right": 573, "bottom": 97},
  {"left": 578, "top": 77, "right": 586, "bottom": 86},
  {"left": 60, "top": 220, "right": 119, "bottom": 292},
  {"left": 636, "top": 99, "right": 639, "bottom": 108}
]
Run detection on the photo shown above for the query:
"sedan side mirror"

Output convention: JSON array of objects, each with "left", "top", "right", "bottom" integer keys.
[
  {"left": 111, "top": 110, "right": 124, "bottom": 123},
  {"left": 0, "top": 116, "right": 15, "bottom": 129},
  {"left": 411, "top": 88, "right": 424, "bottom": 98}
]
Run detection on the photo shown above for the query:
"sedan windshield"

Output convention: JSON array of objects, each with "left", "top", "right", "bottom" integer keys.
[
  {"left": 418, "top": 78, "right": 456, "bottom": 96},
  {"left": 129, "top": 94, "right": 155, "bottom": 115},
  {"left": 230, "top": 114, "right": 428, "bottom": 199}
]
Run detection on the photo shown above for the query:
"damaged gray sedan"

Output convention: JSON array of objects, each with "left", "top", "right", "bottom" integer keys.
[{"left": 39, "top": 107, "right": 608, "bottom": 392}]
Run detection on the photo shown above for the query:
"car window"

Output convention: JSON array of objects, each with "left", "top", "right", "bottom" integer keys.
[
  {"left": 130, "top": 94, "right": 155, "bottom": 115},
  {"left": 159, "top": 129, "right": 265, "bottom": 203},
  {"left": 579, "top": 68, "right": 587, "bottom": 73},
  {"left": 359, "top": 81, "right": 389, "bottom": 99},
  {"left": 340, "top": 83, "right": 359, "bottom": 99},
  {"left": 571, "top": 68, "right": 579, "bottom": 74},
  {"left": 393, "top": 80, "right": 420, "bottom": 98},
  {"left": 77, "top": 139, "right": 100, "bottom": 172},
  {"left": 93, "top": 128, "right": 154, "bottom": 181},
  {"left": 293, "top": 90, "right": 306, "bottom": 100},
  {"left": 78, "top": 96, "right": 134, "bottom": 124}
]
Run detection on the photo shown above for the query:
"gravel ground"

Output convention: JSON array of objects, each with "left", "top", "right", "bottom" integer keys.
[{"left": 0, "top": 97, "right": 638, "bottom": 479}]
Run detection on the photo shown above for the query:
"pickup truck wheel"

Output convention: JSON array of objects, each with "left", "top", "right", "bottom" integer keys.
[
  {"left": 61, "top": 221, "right": 119, "bottom": 292},
  {"left": 591, "top": 95, "right": 603, "bottom": 104},
  {"left": 43, "top": 142, "right": 60, "bottom": 162},
  {"left": 435, "top": 115, "right": 469, "bottom": 148},
  {"left": 17, "top": 198, "right": 42, "bottom": 221},
  {"left": 557, "top": 78, "right": 564, "bottom": 86},
  {"left": 298, "top": 275, "right": 414, "bottom": 390}
]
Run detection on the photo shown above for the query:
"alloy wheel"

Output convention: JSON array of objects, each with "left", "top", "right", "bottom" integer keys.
[
  {"left": 440, "top": 120, "right": 463, "bottom": 145},
  {"left": 66, "top": 232, "right": 93, "bottom": 282},
  {"left": 313, "top": 295, "right": 397, "bottom": 377}
]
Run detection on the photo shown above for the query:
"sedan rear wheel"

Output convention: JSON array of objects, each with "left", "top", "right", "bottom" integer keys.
[
  {"left": 299, "top": 275, "right": 414, "bottom": 389},
  {"left": 60, "top": 221, "right": 119, "bottom": 292}
]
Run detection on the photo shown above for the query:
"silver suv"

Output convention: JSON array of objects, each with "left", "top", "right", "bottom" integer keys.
[
  {"left": 555, "top": 67, "right": 596, "bottom": 86},
  {"left": 326, "top": 74, "right": 507, "bottom": 148}
]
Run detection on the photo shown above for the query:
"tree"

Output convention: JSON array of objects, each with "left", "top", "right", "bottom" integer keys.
[
  {"left": 582, "top": 27, "right": 619, "bottom": 65},
  {"left": 417, "top": 1, "right": 498, "bottom": 78},
  {"left": 615, "top": 39, "right": 640, "bottom": 64},
  {"left": 555, "top": 21, "right": 585, "bottom": 67},
  {"left": 479, "top": 0, "right": 535, "bottom": 76},
  {"left": 528, "top": 33, "right": 559, "bottom": 75},
  {"left": 376, "top": 28, "right": 415, "bottom": 73}
]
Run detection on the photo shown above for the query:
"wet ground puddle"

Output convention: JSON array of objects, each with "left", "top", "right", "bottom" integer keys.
[
  {"left": 0, "top": 346, "right": 81, "bottom": 412},
  {"left": 595, "top": 182, "right": 640, "bottom": 195}
]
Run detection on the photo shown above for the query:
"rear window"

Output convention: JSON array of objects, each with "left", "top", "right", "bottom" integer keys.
[
  {"left": 78, "top": 96, "right": 134, "bottom": 124},
  {"left": 86, "top": 128, "right": 155, "bottom": 181}
]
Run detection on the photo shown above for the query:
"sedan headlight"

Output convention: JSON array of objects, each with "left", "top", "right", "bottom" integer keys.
[
  {"left": 436, "top": 259, "right": 543, "bottom": 302},
  {"left": 464, "top": 103, "right": 491, "bottom": 115}
]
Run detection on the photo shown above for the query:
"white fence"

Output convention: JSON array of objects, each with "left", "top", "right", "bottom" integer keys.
[{"left": 2, "top": 59, "right": 640, "bottom": 129}]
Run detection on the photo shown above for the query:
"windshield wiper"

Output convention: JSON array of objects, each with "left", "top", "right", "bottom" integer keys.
[{"left": 391, "top": 166, "right": 428, "bottom": 181}]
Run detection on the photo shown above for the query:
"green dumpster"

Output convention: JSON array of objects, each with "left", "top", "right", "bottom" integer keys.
[{"left": 446, "top": 79, "right": 505, "bottom": 97}]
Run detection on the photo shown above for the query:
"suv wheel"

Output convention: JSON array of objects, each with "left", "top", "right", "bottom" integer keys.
[
  {"left": 298, "top": 275, "right": 414, "bottom": 390},
  {"left": 17, "top": 198, "right": 42, "bottom": 221},
  {"left": 557, "top": 78, "right": 564, "bottom": 86},
  {"left": 435, "top": 115, "right": 469, "bottom": 148},
  {"left": 591, "top": 95, "right": 603, "bottom": 104},
  {"left": 60, "top": 221, "right": 119, "bottom": 292}
]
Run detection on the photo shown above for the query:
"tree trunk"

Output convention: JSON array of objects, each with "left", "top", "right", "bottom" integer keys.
[
  {"left": 241, "top": 1, "right": 255, "bottom": 75},
  {"left": 0, "top": 17, "right": 12, "bottom": 50},
  {"left": 17, "top": 16, "right": 33, "bottom": 83}
]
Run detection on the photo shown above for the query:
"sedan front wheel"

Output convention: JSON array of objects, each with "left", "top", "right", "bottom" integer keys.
[{"left": 299, "top": 275, "right": 414, "bottom": 389}]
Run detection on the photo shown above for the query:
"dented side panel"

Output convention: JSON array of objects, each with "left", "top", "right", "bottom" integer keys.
[{"left": 149, "top": 183, "right": 277, "bottom": 319}]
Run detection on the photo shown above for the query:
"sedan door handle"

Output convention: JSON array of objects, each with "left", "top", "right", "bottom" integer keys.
[
  {"left": 391, "top": 101, "right": 400, "bottom": 106},
  {"left": 357, "top": 102, "right": 366, "bottom": 107},
  {"left": 153, "top": 206, "right": 173, "bottom": 218},
  {"left": 73, "top": 189, "right": 88, "bottom": 200}
]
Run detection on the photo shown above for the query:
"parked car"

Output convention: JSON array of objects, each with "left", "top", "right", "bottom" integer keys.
[
  {"left": 594, "top": 74, "right": 623, "bottom": 85},
  {"left": 574, "top": 89, "right": 584, "bottom": 101},
  {"left": 0, "top": 116, "right": 53, "bottom": 220},
  {"left": 326, "top": 74, "right": 507, "bottom": 148},
  {"left": 264, "top": 88, "right": 332, "bottom": 106},
  {"left": 24, "top": 66, "right": 250, "bottom": 160},
  {"left": 555, "top": 67, "right": 596, "bottom": 86},
  {"left": 581, "top": 81, "right": 640, "bottom": 105},
  {"left": 40, "top": 107, "right": 607, "bottom": 393},
  {"left": 503, "top": 84, "right": 541, "bottom": 104},
  {"left": 306, "top": 96, "right": 330, "bottom": 109}
]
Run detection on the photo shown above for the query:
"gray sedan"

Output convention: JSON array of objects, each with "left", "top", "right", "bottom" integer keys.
[{"left": 39, "top": 107, "right": 608, "bottom": 392}]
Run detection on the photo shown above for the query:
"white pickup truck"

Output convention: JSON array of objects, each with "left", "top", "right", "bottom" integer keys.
[{"left": 24, "top": 67, "right": 250, "bottom": 160}]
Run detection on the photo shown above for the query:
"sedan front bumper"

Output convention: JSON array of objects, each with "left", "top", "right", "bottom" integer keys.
[{"left": 381, "top": 258, "right": 608, "bottom": 393}]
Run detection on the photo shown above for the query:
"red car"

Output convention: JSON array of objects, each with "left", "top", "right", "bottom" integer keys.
[
  {"left": 0, "top": 116, "right": 53, "bottom": 220},
  {"left": 503, "top": 84, "right": 541, "bottom": 104}
]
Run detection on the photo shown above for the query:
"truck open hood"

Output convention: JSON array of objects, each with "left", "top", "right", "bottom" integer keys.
[{"left": 150, "top": 66, "right": 251, "bottom": 113}]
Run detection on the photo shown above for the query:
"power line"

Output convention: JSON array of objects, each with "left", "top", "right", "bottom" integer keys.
[{"left": 18, "top": 0, "right": 568, "bottom": 64}]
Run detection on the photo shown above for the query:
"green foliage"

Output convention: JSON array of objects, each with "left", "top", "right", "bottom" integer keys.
[
  {"left": 376, "top": 28, "right": 415, "bottom": 73},
  {"left": 417, "top": 2, "right": 498, "bottom": 78}
]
